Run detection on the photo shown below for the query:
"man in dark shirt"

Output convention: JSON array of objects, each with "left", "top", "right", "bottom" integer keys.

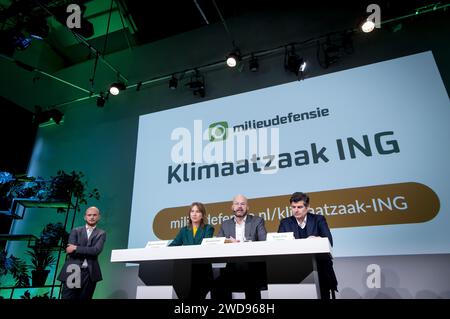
[{"left": 278, "top": 192, "right": 338, "bottom": 299}]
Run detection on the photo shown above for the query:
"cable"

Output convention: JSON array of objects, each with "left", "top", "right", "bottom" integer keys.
[
  {"left": 212, "top": 0, "right": 234, "bottom": 46},
  {"left": 193, "top": 0, "right": 209, "bottom": 25},
  {"left": 102, "top": 0, "right": 114, "bottom": 56},
  {"left": 34, "top": 0, "right": 128, "bottom": 84}
]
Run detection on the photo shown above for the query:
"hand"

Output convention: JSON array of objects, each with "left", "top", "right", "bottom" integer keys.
[
  {"left": 66, "top": 244, "right": 77, "bottom": 254},
  {"left": 228, "top": 236, "right": 240, "bottom": 243}
]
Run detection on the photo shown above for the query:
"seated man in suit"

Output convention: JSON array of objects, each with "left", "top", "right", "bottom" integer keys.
[
  {"left": 58, "top": 206, "right": 106, "bottom": 299},
  {"left": 278, "top": 192, "right": 338, "bottom": 299},
  {"left": 213, "top": 194, "right": 267, "bottom": 300}
]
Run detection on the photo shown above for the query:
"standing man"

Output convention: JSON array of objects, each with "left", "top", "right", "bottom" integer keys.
[
  {"left": 214, "top": 194, "right": 267, "bottom": 300},
  {"left": 58, "top": 206, "right": 106, "bottom": 299},
  {"left": 278, "top": 192, "right": 338, "bottom": 299}
]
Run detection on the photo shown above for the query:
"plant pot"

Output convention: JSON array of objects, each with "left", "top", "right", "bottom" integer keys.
[{"left": 31, "top": 269, "right": 50, "bottom": 287}]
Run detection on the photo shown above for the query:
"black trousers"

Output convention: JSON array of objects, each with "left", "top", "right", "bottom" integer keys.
[
  {"left": 317, "top": 257, "right": 338, "bottom": 300},
  {"left": 61, "top": 268, "right": 97, "bottom": 299},
  {"left": 211, "top": 262, "right": 267, "bottom": 300},
  {"left": 186, "top": 263, "right": 214, "bottom": 300}
]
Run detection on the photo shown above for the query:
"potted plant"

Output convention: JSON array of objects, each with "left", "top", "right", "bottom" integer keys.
[
  {"left": 26, "top": 244, "right": 56, "bottom": 287},
  {"left": 46, "top": 170, "right": 100, "bottom": 213},
  {"left": 40, "top": 222, "right": 69, "bottom": 247},
  {"left": 25, "top": 222, "right": 68, "bottom": 287},
  {"left": 0, "top": 251, "right": 30, "bottom": 287},
  {"left": 1, "top": 170, "right": 100, "bottom": 213}
]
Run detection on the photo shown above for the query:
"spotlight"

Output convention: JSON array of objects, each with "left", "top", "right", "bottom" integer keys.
[
  {"left": 249, "top": 54, "right": 259, "bottom": 72},
  {"left": 12, "top": 32, "right": 33, "bottom": 50},
  {"left": 169, "top": 75, "right": 178, "bottom": 90},
  {"left": 299, "top": 59, "right": 306, "bottom": 72},
  {"left": 285, "top": 45, "right": 306, "bottom": 79},
  {"left": 188, "top": 80, "right": 205, "bottom": 97},
  {"left": 109, "top": 82, "right": 126, "bottom": 96},
  {"left": 361, "top": 19, "right": 376, "bottom": 33},
  {"left": 226, "top": 49, "right": 241, "bottom": 68},
  {"left": 321, "top": 36, "right": 341, "bottom": 68},
  {"left": 26, "top": 17, "right": 50, "bottom": 40},
  {"left": 96, "top": 92, "right": 107, "bottom": 107},
  {"left": 187, "top": 70, "right": 205, "bottom": 98},
  {"left": 49, "top": 109, "right": 64, "bottom": 125},
  {"left": 34, "top": 108, "right": 64, "bottom": 127}
]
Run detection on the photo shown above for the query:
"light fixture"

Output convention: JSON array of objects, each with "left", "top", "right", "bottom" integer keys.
[
  {"left": 187, "top": 70, "right": 205, "bottom": 98},
  {"left": 285, "top": 45, "right": 306, "bottom": 79},
  {"left": 249, "top": 54, "right": 259, "bottom": 72},
  {"left": 96, "top": 92, "right": 107, "bottom": 107},
  {"left": 169, "top": 75, "right": 178, "bottom": 90},
  {"left": 226, "top": 49, "right": 241, "bottom": 68},
  {"left": 299, "top": 59, "right": 306, "bottom": 72},
  {"left": 109, "top": 82, "right": 126, "bottom": 96},
  {"left": 34, "top": 107, "right": 64, "bottom": 127},
  {"left": 26, "top": 17, "right": 50, "bottom": 40},
  {"left": 321, "top": 36, "right": 341, "bottom": 68},
  {"left": 361, "top": 19, "right": 376, "bottom": 33},
  {"left": 12, "top": 31, "right": 33, "bottom": 50}
]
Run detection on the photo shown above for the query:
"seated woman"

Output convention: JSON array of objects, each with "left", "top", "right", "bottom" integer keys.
[{"left": 169, "top": 202, "right": 214, "bottom": 299}]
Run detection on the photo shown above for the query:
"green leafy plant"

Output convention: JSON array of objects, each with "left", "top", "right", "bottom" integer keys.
[
  {"left": 46, "top": 170, "right": 100, "bottom": 213},
  {"left": 1, "top": 170, "right": 100, "bottom": 213},
  {"left": 39, "top": 222, "right": 69, "bottom": 247},
  {"left": 0, "top": 251, "right": 30, "bottom": 287},
  {"left": 20, "top": 290, "right": 56, "bottom": 299},
  {"left": 24, "top": 222, "right": 68, "bottom": 287},
  {"left": 26, "top": 244, "right": 56, "bottom": 287},
  {"left": 26, "top": 245, "right": 56, "bottom": 272}
]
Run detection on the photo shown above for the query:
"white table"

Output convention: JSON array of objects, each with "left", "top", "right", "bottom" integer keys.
[{"left": 111, "top": 238, "right": 332, "bottom": 299}]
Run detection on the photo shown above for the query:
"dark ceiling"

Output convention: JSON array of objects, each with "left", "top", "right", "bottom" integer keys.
[
  {"left": 0, "top": 0, "right": 447, "bottom": 113},
  {"left": 0, "top": 0, "right": 442, "bottom": 66},
  {"left": 124, "top": 0, "right": 257, "bottom": 45},
  {"left": 123, "top": 0, "right": 441, "bottom": 44}
]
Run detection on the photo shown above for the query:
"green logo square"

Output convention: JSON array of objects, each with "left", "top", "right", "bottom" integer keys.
[{"left": 208, "top": 121, "right": 228, "bottom": 142}]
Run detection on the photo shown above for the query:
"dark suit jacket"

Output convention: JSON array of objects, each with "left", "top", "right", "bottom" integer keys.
[
  {"left": 278, "top": 213, "right": 338, "bottom": 291},
  {"left": 278, "top": 213, "right": 333, "bottom": 246},
  {"left": 216, "top": 214, "right": 267, "bottom": 292},
  {"left": 58, "top": 225, "right": 106, "bottom": 282},
  {"left": 169, "top": 224, "right": 214, "bottom": 246},
  {"left": 218, "top": 214, "right": 267, "bottom": 241}
]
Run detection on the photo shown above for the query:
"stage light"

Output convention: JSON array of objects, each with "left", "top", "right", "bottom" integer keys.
[
  {"left": 169, "top": 75, "right": 178, "bottom": 90},
  {"left": 26, "top": 17, "right": 50, "bottom": 40},
  {"left": 188, "top": 80, "right": 205, "bottom": 97},
  {"left": 249, "top": 54, "right": 259, "bottom": 72},
  {"left": 361, "top": 19, "right": 376, "bottom": 33},
  {"left": 226, "top": 49, "right": 241, "bottom": 68},
  {"left": 299, "top": 60, "right": 306, "bottom": 72},
  {"left": 187, "top": 70, "right": 205, "bottom": 98},
  {"left": 285, "top": 45, "right": 306, "bottom": 78},
  {"left": 12, "top": 32, "right": 33, "bottom": 50},
  {"left": 34, "top": 108, "right": 64, "bottom": 127},
  {"left": 109, "top": 82, "right": 126, "bottom": 96},
  {"left": 96, "top": 93, "right": 106, "bottom": 107}
]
